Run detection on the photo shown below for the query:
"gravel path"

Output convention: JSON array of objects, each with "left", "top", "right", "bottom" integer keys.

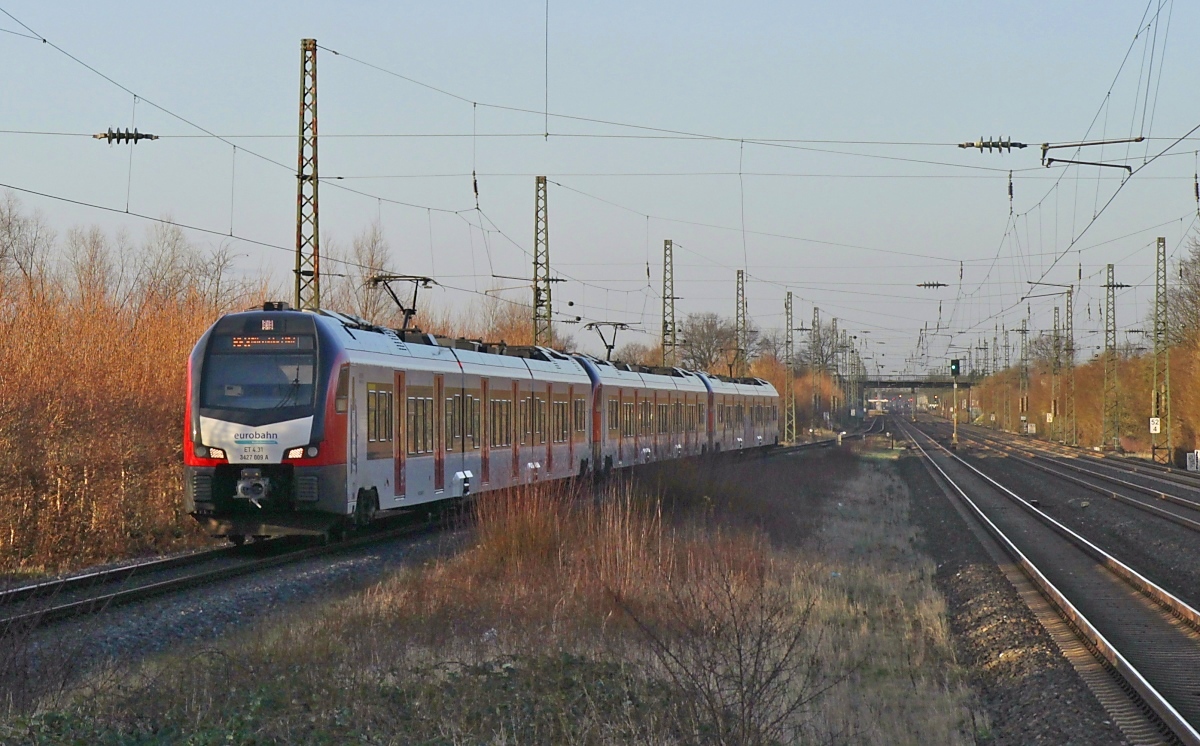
[
  {"left": 2, "top": 524, "right": 466, "bottom": 712},
  {"left": 896, "top": 450, "right": 1128, "bottom": 746}
]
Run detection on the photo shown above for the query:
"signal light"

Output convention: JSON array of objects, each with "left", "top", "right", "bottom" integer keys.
[{"left": 950, "top": 359, "right": 961, "bottom": 376}]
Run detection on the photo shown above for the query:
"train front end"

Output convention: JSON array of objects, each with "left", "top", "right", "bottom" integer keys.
[{"left": 183, "top": 305, "right": 348, "bottom": 540}]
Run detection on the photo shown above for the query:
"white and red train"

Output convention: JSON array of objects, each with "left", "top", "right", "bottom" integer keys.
[{"left": 184, "top": 303, "right": 779, "bottom": 541}]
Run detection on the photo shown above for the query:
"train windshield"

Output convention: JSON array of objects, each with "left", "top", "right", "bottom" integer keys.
[{"left": 200, "top": 334, "right": 317, "bottom": 411}]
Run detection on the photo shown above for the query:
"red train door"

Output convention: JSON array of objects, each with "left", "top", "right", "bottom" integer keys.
[
  {"left": 511, "top": 380, "right": 520, "bottom": 481},
  {"left": 591, "top": 383, "right": 602, "bottom": 468},
  {"left": 707, "top": 389, "right": 715, "bottom": 452},
  {"left": 394, "top": 371, "right": 406, "bottom": 497},
  {"left": 545, "top": 382, "right": 554, "bottom": 474},
  {"left": 567, "top": 385, "right": 575, "bottom": 467},
  {"left": 434, "top": 374, "right": 445, "bottom": 492},
  {"left": 481, "top": 378, "right": 490, "bottom": 485},
  {"left": 631, "top": 390, "right": 638, "bottom": 460}
]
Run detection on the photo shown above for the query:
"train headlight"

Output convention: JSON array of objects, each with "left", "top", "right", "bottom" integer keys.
[
  {"left": 284, "top": 445, "right": 319, "bottom": 460},
  {"left": 194, "top": 444, "right": 225, "bottom": 460}
]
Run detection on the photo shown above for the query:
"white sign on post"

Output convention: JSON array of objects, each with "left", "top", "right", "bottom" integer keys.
[
  {"left": 1150, "top": 417, "right": 1162, "bottom": 434},
  {"left": 1045, "top": 412, "right": 1054, "bottom": 423},
  {"left": 1188, "top": 452, "right": 1199, "bottom": 472}
]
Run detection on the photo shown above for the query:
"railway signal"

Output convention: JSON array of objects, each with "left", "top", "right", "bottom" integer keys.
[{"left": 949, "top": 358, "right": 960, "bottom": 447}]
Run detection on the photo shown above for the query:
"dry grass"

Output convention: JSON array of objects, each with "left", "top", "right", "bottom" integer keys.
[{"left": 2, "top": 449, "right": 984, "bottom": 745}]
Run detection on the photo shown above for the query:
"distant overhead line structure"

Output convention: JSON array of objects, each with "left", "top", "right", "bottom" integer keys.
[
  {"left": 864, "top": 375, "right": 973, "bottom": 389},
  {"left": 295, "top": 38, "right": 320, "bottom": 310}
]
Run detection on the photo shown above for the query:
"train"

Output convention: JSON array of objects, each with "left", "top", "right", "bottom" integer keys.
[{"left": 183, "top": 302, "right": 780, "bottom": 542}]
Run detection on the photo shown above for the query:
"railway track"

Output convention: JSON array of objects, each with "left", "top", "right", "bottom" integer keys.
[
  {"left": 900, "top": 418, "right": 1200, "bottom": 745},
  {"left": 922, "top": 420, "right": 1200, "bottom": 535},
  {"left": 942, "top": 416, "right": 1200, "bottom": 488},
  {"left": 0, "top": 516, "right": 439, "bottom": 630}
]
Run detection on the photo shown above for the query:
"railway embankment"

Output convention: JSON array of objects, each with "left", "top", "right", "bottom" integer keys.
[{"left": 1, "top": 445, "right": 1035, "bottom": 744}]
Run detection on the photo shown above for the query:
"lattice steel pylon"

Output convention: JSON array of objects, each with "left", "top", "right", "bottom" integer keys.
[
  {"left": 783, "top": 292, "right": 796, "bottom": 443},
  {"left": 830, "top": 317, "right": 839, "bottom": 415},
  {"left": 532, "top": 176, "right": 552, "bottom": 345},
  {"left": 662, "top": 239, "right": 677, "bottom": 366},
  {"left": 1103, "top": 263, "right": 1120, "bottom": 450},
  {"left": 734, "top": 270, "right": 747, "bottom": 377},
  {"left": 1151, "top": 237, "right": 1172, "bottom": 463},
  {"left": 811, "top": 306, "right": 820, "bottom": 437},
  {"left": 1065, "top": 286, "right": 1076, "bottom": 445},
  {"left": 1003, "top": 326, "right": 1011, "bottom": 431},
  {"left": 1051, "top": 307, "right": 1061, "bottom": 442},
  {"left": 1019, "top": 318, "right": 1029, "bottom": 430},
  {"left": 295, "top": 38, "right": 320, "bottom": 310}
]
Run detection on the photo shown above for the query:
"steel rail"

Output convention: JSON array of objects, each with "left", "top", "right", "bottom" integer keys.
[
  {"left": 0, "top": 520, "right": 436, "bottom": 630},
  {"left": 936, "top": 424, "right": 1200, "bottom": 533},
  {"left": 0, "top": 545, "right": 244, "bottom": 606},
  {"left": 900, "top": 419, "right": 1200, "bottom": 745}
]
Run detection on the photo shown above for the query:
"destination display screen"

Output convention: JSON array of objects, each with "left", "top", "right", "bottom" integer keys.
[
  {"left": 214, "top": 335, "right": 315, "bottom": 352},
  {"left": 232, "top": 335, "right": 300, "bottom": 349}
]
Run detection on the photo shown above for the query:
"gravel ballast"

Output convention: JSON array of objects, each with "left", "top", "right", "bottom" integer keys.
[{"left": 896, "top": 449, "right": 1128, "bottom": 745}]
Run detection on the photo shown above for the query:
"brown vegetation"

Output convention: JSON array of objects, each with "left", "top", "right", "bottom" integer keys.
[
  {"left": 967, "top": 343, "right": 1200, "bottom": 461},
  {"left": 2, "top": 451, "right": 982, "bottom": 744}
]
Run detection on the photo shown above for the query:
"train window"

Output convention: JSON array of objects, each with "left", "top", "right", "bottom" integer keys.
[
  {"left": 407, "top": 397, "right": 418, "bottom": 454},
  {"left": 552, "top": 401, "right": 568, "bottom": 443},
  {"left": 407, "top": 396, "right": 434, "bottom": 455},
  {"left": 489, "top": 399, "right": 512, "bottom": 447},
  {"left": 534, "top": 397, "right": 546, "bottom": 445},
  {"left": 607, "top": 399, "right": 619, "bottom": 432},
  {"left": 367, "top": 384, "right": 393, "bottom": 459},
  {"left": 335, "top": 366, "right": 349, "bottom": 414},
  {"left": 573, "top": 398, "right": 586, "bottom": 433},
  {"left": 465, "top": 396, "right": 480, "bottom": 450},
  {"left": 445, "top": 396, "right": 459, "bottom": 452},
  {"left": 519, "top": 398, "right": 530, "bottom": 445}
]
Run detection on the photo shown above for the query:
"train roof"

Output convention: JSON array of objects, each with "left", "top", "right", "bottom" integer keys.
[{"left": 224, "top": 305, "right": 773, "bottom": 396}]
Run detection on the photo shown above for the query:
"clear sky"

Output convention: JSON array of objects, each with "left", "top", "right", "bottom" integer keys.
[{"left": 1, "top": 1, "right": 1194, "bottom": 369}]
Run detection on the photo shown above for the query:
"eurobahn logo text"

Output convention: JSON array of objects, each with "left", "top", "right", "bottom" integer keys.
[{"left": 234, "top": 432, "right": 279, "bottom": 444}]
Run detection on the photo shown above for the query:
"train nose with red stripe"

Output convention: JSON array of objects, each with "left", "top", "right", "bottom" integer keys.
[{"left": 184, "top": 303, "right": 779, "bottom": 542}]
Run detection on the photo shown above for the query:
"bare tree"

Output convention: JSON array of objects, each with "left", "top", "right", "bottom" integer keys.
[
  {"left": 796, "top": 319, "right": 841, "bottom": 371},
  {"left": 1165, "top": 233, "right": 1200, "bottom": 345},
  {"left": 324, "top": 222, "right": 397, "bottom": 323},
  {"left": 679, "top": 312, "right": 738, "bottom": 373},
  {"left": 613, "top": 340, "right": 658, "bottom": 366},
  {"left": 0, "top": 192, "right": 54, "bottom": 289}
]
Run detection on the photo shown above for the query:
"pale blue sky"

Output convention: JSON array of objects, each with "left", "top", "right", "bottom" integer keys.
[{"left": 1, "top": 1, "right": 1194, "bottom": 367}]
